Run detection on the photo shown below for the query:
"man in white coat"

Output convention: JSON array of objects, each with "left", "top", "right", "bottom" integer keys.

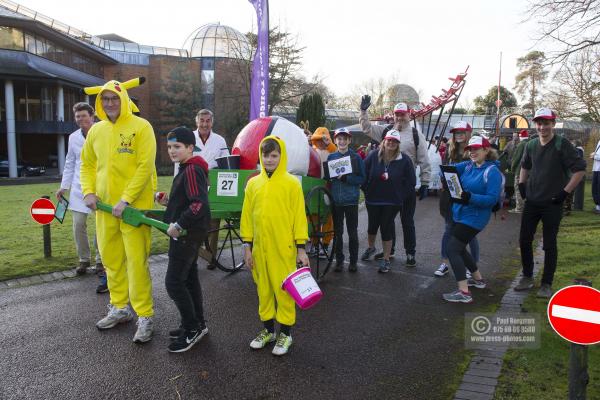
[
  {"left": 174, "top": 109, "right": 229, "bottom": 269},
  {"left": 57, "top": 102, "right": 106, "bottom": 293}
]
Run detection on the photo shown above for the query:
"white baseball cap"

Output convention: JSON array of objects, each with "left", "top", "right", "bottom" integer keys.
[
  {"left": 533, "top": 107, "right": 557, "bottom": 121},
  {"left": 450, "top": 121, "right": 472, "bottom": 133},
  {"left": 384, "top": 129, "right": 401, "bottom": 142},
  {"left": 393, "top": 103, "right": 410, "bottom": 114},
  {"left": 334, "top": 127, "right": 352, "bottom": 138},
  {"left": 465, "top": 135, "right": 491, "bottom": 150}
]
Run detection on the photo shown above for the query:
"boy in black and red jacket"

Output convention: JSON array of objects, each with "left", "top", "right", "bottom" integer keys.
[{"left": 157, "top": 126, "right": 211, "bottom": 353}]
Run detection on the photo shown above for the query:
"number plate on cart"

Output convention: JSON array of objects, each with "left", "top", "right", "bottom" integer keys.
[{"left": 217, "top": 172, "right": 239, "bottom": 197}]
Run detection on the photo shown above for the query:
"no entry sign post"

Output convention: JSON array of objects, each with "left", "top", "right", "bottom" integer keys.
[
  {"left": 30, "top": 196, "right": 55, "bottom": 258},
  {"left": 548, "top": 279, "right": 596, "bottom": 400}
]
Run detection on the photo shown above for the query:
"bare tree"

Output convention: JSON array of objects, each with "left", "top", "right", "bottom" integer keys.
[
  {"left": 551, "top": 47, "right": 600, "bottom": 121},
  {"left": 526, "top": 0, "right": 600, "bottom": 63}
]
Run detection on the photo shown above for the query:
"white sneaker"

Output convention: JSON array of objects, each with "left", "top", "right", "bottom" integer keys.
[
  {"left": 133, "top": 317, "right": 154, "bottom": 343},
  {"left": 434, "top": 263, "right": 449, "bottom": 277},
  {"left": 466, "top": 270, "right": 472, "bottom": 280},
  {"left": 250, "top": 329, "right": 275, "bottom": 349},
  {"left": 272, "top": 333, "right": 293, "bottom": 356},
  {"left": 96, "top": 304, "right": 133, "bottom": 330}
]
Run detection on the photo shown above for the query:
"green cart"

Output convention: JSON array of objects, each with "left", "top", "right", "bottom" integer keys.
[{"left": 207, "top": 169, "right": 336, "bottom": 280}]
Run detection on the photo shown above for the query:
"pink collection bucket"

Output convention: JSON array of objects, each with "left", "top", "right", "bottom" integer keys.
[{"left": 282, "top": 267, "right": 323, "bottom": 310}]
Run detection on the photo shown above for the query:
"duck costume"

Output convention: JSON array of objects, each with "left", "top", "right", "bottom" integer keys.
[
  {"left": 240, "top": 136, "right": 308, "bottom": 327},
  {"left": 80, "top": 77, "right": 157, "bottom": 318}
]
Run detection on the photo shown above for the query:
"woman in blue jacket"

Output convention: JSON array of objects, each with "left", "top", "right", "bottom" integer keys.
[
  {"left": 361, "top": 130, "right": 416, "bottom": 273},
  {"left": 443, "top": 135, "right": 502, "bottom": 303}
]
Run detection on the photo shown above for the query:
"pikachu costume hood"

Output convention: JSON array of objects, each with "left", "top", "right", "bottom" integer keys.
[
  {"left": 240, "top": 136, "right": 308, "bottom": 326},
  {"left": 79, "top": 77, "right": 157, "bottom": 318}
]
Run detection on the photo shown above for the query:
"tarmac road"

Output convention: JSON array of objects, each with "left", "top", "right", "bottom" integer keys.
[{"left": 0, "top": 197, "right": 521, "bottom": 400}]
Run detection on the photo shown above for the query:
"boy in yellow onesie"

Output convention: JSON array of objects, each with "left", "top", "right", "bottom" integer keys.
[
  {"left": 80, "top": 79, "right": 157, "bottom": 343},
  {"left": 241, "top": 136, "right": 309, "bottom": 356}
]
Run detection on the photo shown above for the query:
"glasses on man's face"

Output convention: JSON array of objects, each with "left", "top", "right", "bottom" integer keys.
[{"left": 101, "top": 96, "right": 120, "bottom": 104}]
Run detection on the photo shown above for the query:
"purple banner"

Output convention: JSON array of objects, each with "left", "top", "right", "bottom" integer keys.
[{"left": 249, "top": 0, "right": 269, "bottom": 120}]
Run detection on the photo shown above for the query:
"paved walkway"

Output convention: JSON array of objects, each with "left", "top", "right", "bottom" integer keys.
[{"left": 0, "top": 197, "right": 522, "bottom": 400}]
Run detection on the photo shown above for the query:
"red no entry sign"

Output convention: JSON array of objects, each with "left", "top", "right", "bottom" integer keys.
[
  {"left": 30, "top": 198, "right": 56, "bottom": 225},
  {"left": 548, "top": 285, "right": 600, "bottom": 345}
]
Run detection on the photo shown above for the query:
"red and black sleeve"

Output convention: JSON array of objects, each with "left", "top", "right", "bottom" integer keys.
[{"left": 176, "top": 165, "right": 209, "bottom": 229}]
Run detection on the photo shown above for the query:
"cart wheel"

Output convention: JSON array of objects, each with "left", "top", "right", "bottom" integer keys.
[
  {"left": 305, "top": 186, "right": 336, "bottom": 281},
  {"left": 212, "top": 219, "right": 245, "bottom": 274}
]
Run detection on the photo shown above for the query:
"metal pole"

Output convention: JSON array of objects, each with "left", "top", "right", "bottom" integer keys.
[
  {"left": 42, "top": 195, "right": 52, "bottom": 258},
  {"left": 569, "top": 278, "right": 591, "bottom": 399}
]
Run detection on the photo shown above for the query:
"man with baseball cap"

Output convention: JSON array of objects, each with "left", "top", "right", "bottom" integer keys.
[
  {"left": 514, "top": 107, "right": 586, "bottom": 298},
  {"left": 359, "top": 97, "right": 430, "bottom": 267}
]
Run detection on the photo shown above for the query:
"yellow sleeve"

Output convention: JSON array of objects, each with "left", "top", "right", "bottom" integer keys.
[
  {"left": 291, "top": 180, "right": 308, "bottom": 244},
  {"left": 79, "top": 128, "right": 97, "bottom": 197},
  {"left": 122, "top": 122, "right": 157, "bottom": 204},
  {"left": 240, "top": 181, "right": 254, "bottom": 242}
]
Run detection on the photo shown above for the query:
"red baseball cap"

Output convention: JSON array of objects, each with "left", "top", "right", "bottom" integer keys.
[
  {"left": 533, "top": 107, "right": 557, "bottom": 121},
  {"left": 384, "top": 129, "right": 401, "bottom": 142},
  {"left": 393, "top": 103, "right": 410, "bottom": 114},
  {"left": 450, "top": 121, "right": 472, "bottom": 133},
  {"left": 465, "top": 135, "right": 490, "bottom": 150}
]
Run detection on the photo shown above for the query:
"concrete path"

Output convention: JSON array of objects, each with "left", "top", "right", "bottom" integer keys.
[{"left": 0, "top": 197, "right": 521, "bottom": 400}]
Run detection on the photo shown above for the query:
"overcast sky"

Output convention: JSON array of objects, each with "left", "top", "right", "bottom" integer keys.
[{"left": 14, "top": 0, "right": 549, "bottom": 108}]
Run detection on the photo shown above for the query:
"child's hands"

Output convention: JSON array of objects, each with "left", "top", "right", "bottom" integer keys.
[
  {"left": 244, "top": 247, "right": 253, "bottom": 269},
  {"left": 155, "top": 192, "right": 169, "bottom": 206},
  {"left": 296, "top": 248, "right": 309, "bottom": 268}
]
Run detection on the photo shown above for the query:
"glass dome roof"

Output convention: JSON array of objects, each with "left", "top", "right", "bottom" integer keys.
[{"left": 184, "top": 23, "right": 252, "bottom": 59}]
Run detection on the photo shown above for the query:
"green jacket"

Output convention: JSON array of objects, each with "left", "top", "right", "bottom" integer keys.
[{"left": 511, "top": 138, "right": 529, "bottom": 176}]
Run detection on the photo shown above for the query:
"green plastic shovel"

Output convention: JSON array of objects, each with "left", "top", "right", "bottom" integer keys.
[{"left": 96, "top": 201, "right": 186, "bottom": 236}]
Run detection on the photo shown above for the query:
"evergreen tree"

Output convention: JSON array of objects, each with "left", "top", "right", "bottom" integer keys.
[{"left": 296, "top": 93, "right": 326, "bottom": 129}]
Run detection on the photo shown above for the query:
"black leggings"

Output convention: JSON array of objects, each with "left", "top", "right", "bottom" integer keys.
[
  {"left": 447, "top": 223, "right": 481, "bottom": 282},
  {"left": 366, "top": 204, "right": 401, "bottom": 242}
]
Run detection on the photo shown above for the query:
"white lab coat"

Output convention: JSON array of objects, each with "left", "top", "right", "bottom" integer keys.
[
  {"left": 174, "top": 130, "right": 229, "bottom": 175},
  {"left": 60, "top": 129, "right": 92, "bottom": 214}
]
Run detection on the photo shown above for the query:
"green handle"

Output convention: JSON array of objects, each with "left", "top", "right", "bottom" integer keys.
[{"left": 96, "top": 201, "right": 186, "bottom": 236}]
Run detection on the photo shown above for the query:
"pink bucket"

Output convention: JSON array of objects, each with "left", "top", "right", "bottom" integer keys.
[{"left": 282, "top": 267, "right": 323, "bottom": 310}]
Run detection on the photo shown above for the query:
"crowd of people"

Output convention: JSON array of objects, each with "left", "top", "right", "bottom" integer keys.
[{"left": 57, "top": 78, "right": 590, "bottom": 355}]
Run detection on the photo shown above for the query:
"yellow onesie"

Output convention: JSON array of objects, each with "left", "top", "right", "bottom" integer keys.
[
  {"left": 80, "top": 80, "right": 157, "bottom": 317},
  {"left": 240, "top": 136, "right": 309, "bottom": 326}
]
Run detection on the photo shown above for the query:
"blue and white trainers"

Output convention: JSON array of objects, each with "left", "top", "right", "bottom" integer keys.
[
  {"left": 378, "top": 260, "right": 391, "bottom": 273},
  {"left": 434, "top": 263, "right": 449, "bottom": 277},
  {"left": 467, "top": 278, "right": 487, "bottom": 289},
  {"left": 361, "top": 247, "right": 377, "bottom": 261},
  {"left": 443, "top": 290, "right": 473, "bottom": 303}
]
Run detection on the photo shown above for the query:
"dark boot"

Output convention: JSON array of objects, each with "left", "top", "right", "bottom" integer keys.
[{"left": 76, "top": 261, "right": 90, "bottom": 275}]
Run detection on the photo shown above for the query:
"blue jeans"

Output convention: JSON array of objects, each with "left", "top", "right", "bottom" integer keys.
[{"left": 441, "top": 215, "right": 479, "bottom": 262}]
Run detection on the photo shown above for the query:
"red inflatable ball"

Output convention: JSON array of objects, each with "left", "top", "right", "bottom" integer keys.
[{"left": 232, "top": 116, "right": 321, "bottom": 177}]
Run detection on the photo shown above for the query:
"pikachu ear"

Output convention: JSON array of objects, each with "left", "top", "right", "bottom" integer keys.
[
  {"left": 83, "top": 85, "right": 102, "bottom": 95},
  {"left": 129, "top": 100, "right": 140, "bottom": 114},
  {"left": 122, "top": 77, "right": 146, "bottom": 90}
]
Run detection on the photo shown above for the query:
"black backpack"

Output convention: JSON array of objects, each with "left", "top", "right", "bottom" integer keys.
[{"left": 381, "top": 125, "right": 420, "bottom": 164}]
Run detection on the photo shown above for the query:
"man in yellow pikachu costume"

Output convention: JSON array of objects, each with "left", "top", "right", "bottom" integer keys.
[{"left": 80, "top": 77, "right": 157, "bottom": 343}]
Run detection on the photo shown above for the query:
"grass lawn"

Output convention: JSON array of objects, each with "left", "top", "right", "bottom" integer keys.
[
  {"left": 495, "top": 183, "right": 600, "bottom": 399},
  {"left": 0, "top": 176, "right": 175, "bottom": 281}
]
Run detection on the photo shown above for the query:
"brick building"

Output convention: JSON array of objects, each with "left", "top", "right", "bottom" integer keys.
[{"left": 0, "top": 0, "right": 251, "bottom": 176}]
